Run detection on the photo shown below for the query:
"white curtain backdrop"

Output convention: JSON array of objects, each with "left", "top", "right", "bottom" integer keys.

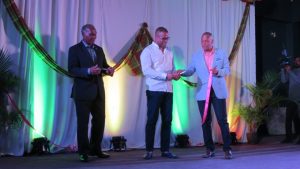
[{"left": 0, "top": 0, "right": 256, "bottom": 156}]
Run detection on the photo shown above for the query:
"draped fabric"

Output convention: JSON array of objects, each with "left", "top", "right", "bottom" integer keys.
[{"left": 0, "top": 0, "right": 255, "bottom": 156}]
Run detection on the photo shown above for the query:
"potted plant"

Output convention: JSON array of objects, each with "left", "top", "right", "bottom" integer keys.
[
  {"left": 233, "top": 71, "right": 286, "bottom": 143},
  {"left": 0, "top": 48, "right": 21, "bottom": 132}
]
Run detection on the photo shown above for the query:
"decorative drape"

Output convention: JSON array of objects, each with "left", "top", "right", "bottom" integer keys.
[
  {"left": 2, "top": 0, "right": 71, "bottom": 77},
  {"left": 3, "top": 0, "right": 153, "bottom": 77},
  {"left": 228, "top": 3, "right": 250, "bottom": 64}
]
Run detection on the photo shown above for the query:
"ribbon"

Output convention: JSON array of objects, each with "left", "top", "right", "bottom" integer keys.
[
  {"left": 202, "top": 71, "right": 213, "bottom": 124},
  {"left": 5, "top": 91, "right": 46, "bottom": 138},
  {"left": 5, "top": 91, "right": 74, "bottom": 150}
]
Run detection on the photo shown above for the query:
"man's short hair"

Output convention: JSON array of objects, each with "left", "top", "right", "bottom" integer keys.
[
  {"left": 202, "top": 32, "right": 213, "bottom": 38},
  {"left": 81, "top": 24, "right": 96, "bottom": 34},
  {"left": 155, "top": 27, "right": 168, "bottom": 35}
]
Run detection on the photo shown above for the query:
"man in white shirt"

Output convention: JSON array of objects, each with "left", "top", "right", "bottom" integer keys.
[{"left": 140, "top": 27, "right": 180, "bottom": 160}]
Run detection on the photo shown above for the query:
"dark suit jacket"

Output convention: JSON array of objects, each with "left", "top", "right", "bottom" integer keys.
[{"left": 68, "top": 41, "right": 110, "bottom": 101}]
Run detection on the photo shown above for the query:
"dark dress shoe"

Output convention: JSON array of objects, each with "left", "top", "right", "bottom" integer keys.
[
  {"left": 79, "top": 154, "right": 88, "bottom": 162},
  {"left": 143, "top": 151, "right": 153, "bottom": 160},
  {"left": 161, "top": 151, "right": 178, "bottom": 159},
  {"left": 202, "top": 150, "right": 215, "bottom": 158},
  {"left": 90, "top": 151, "right": 110, "bottom": 158},
  {"left": 224, "top": 150, "right": 233, "bottom": 159},
  {"left": 97, "top": 152, "right": 110, "bottom": 158}
]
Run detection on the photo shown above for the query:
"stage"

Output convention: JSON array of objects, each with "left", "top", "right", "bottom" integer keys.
[{"left": 1, "top": 136, "right": 299, "bottom": 169}]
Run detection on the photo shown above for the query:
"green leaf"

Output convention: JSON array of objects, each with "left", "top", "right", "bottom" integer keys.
[{"left": 234, "top": 71, "right": 288, "bottom": 133}]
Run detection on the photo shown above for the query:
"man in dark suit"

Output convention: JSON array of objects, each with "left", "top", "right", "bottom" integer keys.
[{"left": 68, "top": 24, "right": 114, "bottom": 162}]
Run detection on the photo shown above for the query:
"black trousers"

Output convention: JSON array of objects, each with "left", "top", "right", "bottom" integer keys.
[
  {"left": 74, "top": 94, "right": 105, "bottom": 155},
  {"left": 197, "top": 89, "right": 231, "bottom": 151},
  {"left": 145, "top": 90, "right": 173, "bottom": 152},
  {"left": 285, "top": 101, "right": 300, "bottom": 139}
]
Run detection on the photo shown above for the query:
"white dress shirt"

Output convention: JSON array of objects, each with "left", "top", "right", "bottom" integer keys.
[{"left": 140, "top": 42, "right": 174, "bottom": 92}]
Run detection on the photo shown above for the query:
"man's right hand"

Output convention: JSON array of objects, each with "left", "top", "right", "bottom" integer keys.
[
  {"left": 89, "top": 64, "right": 101, "bottom": 75},
  {"left": 172, "top": 71, "right": 181, "bottom": 80},
  {"left": 284, "top": 65, "right": 291, "bottom": 72},
  {"left": 166, "top": 73, "right": 173, "bottom": 81},
  {"left": 166, "top": 71, "right": 182, "bottom": 81}
]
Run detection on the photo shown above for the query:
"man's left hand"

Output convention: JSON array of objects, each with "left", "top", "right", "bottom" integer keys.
[
  {"left": 106, "top": 67, "right": 114, "bottom": 76},
  {"left": 210, "top": 67, "right": 218, "bottom": 75}
]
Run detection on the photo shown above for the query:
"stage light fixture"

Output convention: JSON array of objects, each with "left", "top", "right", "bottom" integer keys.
[
  {"left": 175, "top": 134, "right": 190, "bottom": 148},
  {"left": 30, "top": 137, "right": 50, "bottom": 155},
  {"left": 230, "top": 132, "right": 238, "bottom": 145},
  {"left": 110, "top": 136, "right": 127, "bottom": 151}
]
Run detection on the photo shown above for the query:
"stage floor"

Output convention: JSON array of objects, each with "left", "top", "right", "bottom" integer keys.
[{"left": 1, "top": 136, "right": 300, "bottom": 169}]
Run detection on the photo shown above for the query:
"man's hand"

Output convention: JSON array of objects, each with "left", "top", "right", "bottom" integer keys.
[
  {"left": 166, "top": 73, "right": 173, "bottom": 81},
  {"left": 89, "top": 64, "right": 101, "bottom": 75},
  {"left": 106, "top": 67, "right": 114, "bottom": 76},
  {"left": 284, "top": 65, "right": 291, "bottom": 72},
  {"left": 172, "top": 70, "right": 183, "bottom": 80},
  {"left": 210, "top": 67, "right": 218, "bottom": 75},
  {"left": 166, "top": 70, "right": 183, "bottom": 81}
]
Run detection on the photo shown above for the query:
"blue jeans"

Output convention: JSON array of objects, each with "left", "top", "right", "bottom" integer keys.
[
  {"left": 197, "top": 89, "right": 231, "bottom": 151},
  {"left": 145, "top": 90, "right": 173, "bottom": 152}
]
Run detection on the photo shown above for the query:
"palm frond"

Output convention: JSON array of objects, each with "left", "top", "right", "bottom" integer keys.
[
  {"left": 0, "top": 48, "right": 19, "bottom": 93},
  {"left": 0, "top": 48, "right": 21, "bottom": 129},
  {"left": 0, "top": 49, "right": 12, "bottom": 75},
  {"left": 235, "top": 71, "right": 287, "bottom": 133},
  {"left": 260, "top": 71, "right": 278, "bottom": 89}
]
